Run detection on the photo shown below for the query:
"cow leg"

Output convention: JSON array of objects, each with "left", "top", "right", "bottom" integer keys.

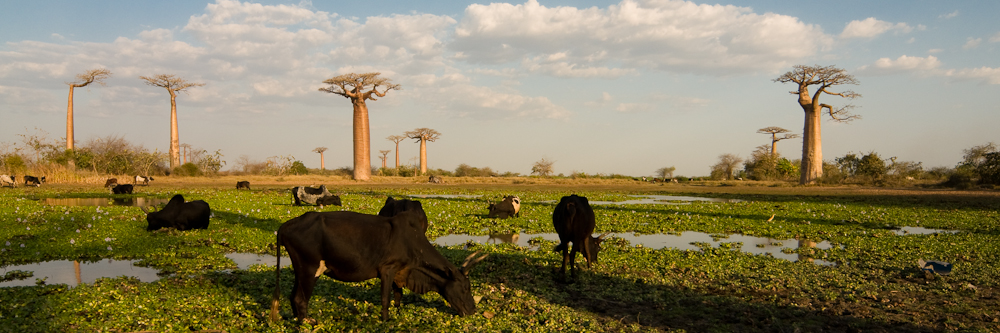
[
  {"left": 559, "top": 246, "right": 570, "bottom": 280},
  {"left": 379, "top": 271, "right": 398, "bottom": 320},
  {"left": 288, "top": 254, "right": 320, "bottom": 322},
  {"left": 568, "top": 245, "right": 579, "bottom": 280},
  {"left": 392, "top": 282, "right": 404, "bottom": 308}
]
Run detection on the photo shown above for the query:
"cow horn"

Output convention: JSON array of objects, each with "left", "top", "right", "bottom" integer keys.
[
  {"left": 460, "top": 251, "right": 489, "bottom": 276},
  {"left": 139, "top": 206, "right": 150, "bottom": 214},
  {"left": 597, "top": 232, "right": 611, "bottom": 240}
]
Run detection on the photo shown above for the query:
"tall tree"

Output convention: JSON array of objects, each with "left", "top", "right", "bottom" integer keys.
[
  {"left": 140, "top": 74, "right": 205, "bottom": 169},
  {"left": 757, "top": 126, "right": 800, "bottom": 158},
  {"left": 656, "top": 166, "right": 676, "bottom": 179},
  {"left": 66, "top": 69, "right": 112, "bottom": 154},
  {"left": 378, "top": 150, "right": 391, "bottom": 169},
  {"left": 404, "top": 128, "right": 441, "bottom": 175},
  {"left": 180, "top": 143, "right": 191, "bottom": 164},
  {"left": 710, "top": 153, "right": 744, "bottom": 180},
  {"left": 531, "top": 158, "right": 555, "bottom": 177},
  {"left": 312, "top": 147, "right": 328, "bottom": 170},
  {"left": 319, "top": 72, "right": 400, "bottom": 181},
  {"left": 774, "top": 65, "right": 861, "bottom": 184},
  {"left": 387, "top": 135, "right": 406, "bottom": 169}
]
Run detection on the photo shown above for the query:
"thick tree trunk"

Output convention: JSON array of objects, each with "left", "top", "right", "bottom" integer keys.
[
  {"left": 770, "top": 134, "right": 777, "bottom": 158},
  {"left": 352, "top": 100, "right": 371, "bottom": 181},
  {"left": 394, "top": 142, "right": 400, "bottom": 169},
  {"left": 66, "top": 86, "right": 76, "bottom": 169},
  {"left": 320, "top": 152, "right": 325, "bottom": 170},
  {"left": 799, "top": 105, "right": 823, "bottom": 184},
  {"left": 419, "top": 139, "right": 427, "bottom": 175},
  {"left": 169, "top": 91, "right": 180, "bottom": 169}
]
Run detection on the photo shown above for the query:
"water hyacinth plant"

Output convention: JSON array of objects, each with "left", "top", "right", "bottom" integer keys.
[{"left": 0, "top": 184, "right": 997, "bottom": 332}]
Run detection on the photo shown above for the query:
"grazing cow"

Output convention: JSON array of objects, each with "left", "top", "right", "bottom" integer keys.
[
  {"left": 1, "top": 175, "right": 15, "bottom": 187},
  {"left": 487, "top": 195, "right": 521, "bottom": 219},
  {"left": 269, "top": 210, "right": 487, "bottom": 323},
  {"left": 24, "top": 175, "right": 45, "bottom": 187},
  {"left": 552, "top": 194, "right": 609, "bottom": 280},
  {"left": 291, "top": 185, "right": 341, "bottom": 206},
  {"left": 140, "top": 194, "right": 211, "bottom": 231},
  {"left": 111, "top": 184, "right": 134, "bottom": 194},
  {"left": 236, "top": 181, "right": 251, "bottom": 190},
  {"left": 428, "top": 175, "right": 443, "bottom": 183},
  {"left": 104, "top": 178, "right": 118, "bottom": 188},
  {"left": 377, "top": 197, "right": 429, "bottom": 232},
  {"left": 134, "top": 175, "right": 153, "bottom": 186}
]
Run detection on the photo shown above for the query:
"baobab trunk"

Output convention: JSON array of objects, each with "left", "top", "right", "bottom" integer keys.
[
  {"left": 419, "top": 139, "right": 427, "bottom": 175},
  {"left": 169, "top": 90, "right": 181, "bottom": 169},
  {"left": 66, "top": 86, "right": 75, "bottom": 151},
  {"left": 800, "top": 106, "right": 823, "bottom": 184},
  {"left": 353, "top": 100, "right": 371, "bottom": 180}
]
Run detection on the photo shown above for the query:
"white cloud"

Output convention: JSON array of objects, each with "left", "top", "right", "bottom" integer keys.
[
  {"left": 857, "top": 55, "right": 941, "bottom": 75},
  {"left": 406, "top": 73, "right": 570, "bottom": 120},
  {"left": 451, "top": 0, "right": 830, "bottom": 75},
  {"left": 989, "top": 32, "right": 1000, "bottom": 43},
  {"left": 945, "top": 67, "right": 1000, "bottom": 85},
  {"left": 928, "top": 48, "right": 943, "bottom": 54},
  {"left": 963, "top": 37, "right": 982, "bottom": 50},
  {"left": 615, "top": 103, "right": 652, "bottom": 113},
  {"left": 840, "top": 17, "right": 913, "bottom": 39},
  {"left": 939, "top": 10, "right": 959, "bottom": 19}
]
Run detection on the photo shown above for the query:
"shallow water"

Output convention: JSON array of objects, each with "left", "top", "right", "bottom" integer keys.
[
  {"left": 225, "top": 253, "right": 291, "bottom": 270},
  {"left": 407, "top": 194, "right": 483, "bottom": 199},
  {"left": 40, "top": 197, "right": 171, "bottom": 207},
  {"left": 433, "top": 231, "right": 834, "bottom": 265},
  {"left": 893, "top": 226, "right": 958, "bottom": 235},
  {"left": 0, "top": 259, "right": 160, "bottom": 287}
]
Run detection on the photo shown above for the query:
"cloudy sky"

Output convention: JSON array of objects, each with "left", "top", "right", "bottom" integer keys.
[{"left": 1, "top": 0, "right": 998, "bottom": 177}]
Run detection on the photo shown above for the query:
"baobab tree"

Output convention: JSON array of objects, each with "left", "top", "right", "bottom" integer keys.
[
  {"left": 404, "top": 128, "right": 441, "bottom": 175},
  {"left": 319, "top": 72, "right": 401, "bottom": 181},
  {"left": 774, "top": 65, "right": 861, "bottom": 184},
  {"left": 140, "top": 74, "right": 205, "bottom": 169},
  {"left": 180, "top": 143, "right": 191, "bottom": 164},
  {"left": 378, "top": 150, "right": 391, "bottom": 169},
  {"left": 757, "top": 127, "right": 800, "bottom": 158},
  {"left": 66, "top": 68, "right": 112, "bottom": 162},
  {"left": 387, "top": 135, "right": 406, "bottom": 169},
  {"left": 313, "top": 147, "right": 328, "bottom": 170}
]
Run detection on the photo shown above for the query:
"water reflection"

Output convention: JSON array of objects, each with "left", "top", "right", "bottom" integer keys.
[
  {"left": 41, "top": 197, "right": 170, "bottom": 207},
  {"left": 433, "top": 231, "right": 833, "bottom": 265},
  {"left": 225, "top": 253, "right": 291, "bottom": 270},
  {"left": 0, "top": 259, "right": 160, "bottom": 287}
]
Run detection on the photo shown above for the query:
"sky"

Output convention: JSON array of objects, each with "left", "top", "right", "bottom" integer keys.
[{"left": 1, "top": 0, "right": 998, "bottom": 177}]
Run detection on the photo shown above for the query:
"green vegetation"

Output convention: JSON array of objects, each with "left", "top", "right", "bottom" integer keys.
[{"left": 1, "top": 183, "right": 999, "bottom": 332}]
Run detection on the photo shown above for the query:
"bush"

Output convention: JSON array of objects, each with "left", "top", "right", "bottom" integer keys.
[
  {"left": 173, "top": 163, "right": 202, "bottom": 177},
  {"left": 289, "top": 161, "right": 308, "bottom": 175}
]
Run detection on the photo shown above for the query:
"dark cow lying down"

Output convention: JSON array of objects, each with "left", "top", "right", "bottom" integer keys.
[
  {"left": 488, "top": 195, "right": 521, "bottom": 219},
  {"left": 291, "top": 185, "right": 341, "bottom": 206},
  {"left": 141, "top": 194, "right": 211, "bottom": 231},
  {"left": 111, "top": 184, "right": 134, "bottom": 194},
  {"left": 378, "top": 196, "right": 428, "bottom": 232},
  {"left": 270, "top": 210, "right": 486, "bottom": 323}
]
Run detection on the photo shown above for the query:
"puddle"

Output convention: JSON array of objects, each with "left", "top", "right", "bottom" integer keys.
[
  {"left": 225, "top": 253, "right": 291, "bottom": 270},
  {"left": 0, "top": 259, "right": 161, "bottom": 287},
  {"left": 588, "top": 195, "right": 742, "bottom": 205},
  {"left": 433, "top": 232, "right": 833, "bottom": 265},
  {"left": 894, "top": 226, "right": 959, "bottom": 236},
  {"left": 40, "top": 197, "right": 171, "bottom": 207},
  {"left": 407, "top": 194, "right": 482, "bottom": 199}
]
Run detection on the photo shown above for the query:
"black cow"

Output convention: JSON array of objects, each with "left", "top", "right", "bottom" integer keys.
[
  {"left": 552, "top": 194, "right": 609, "bottom": 280},
  {"left": 0, "top": 174, "right": 15, "bottom": 187},
  {"left": 134, "top": 175, "right": 153, "bottom": 186},
  {"left": 269, "top": 210, "right": 486, "bottom": 323},
  {"left": 487, "top": 195, "right": 520, "bottom": 219},
  {"left": 140, "top": 194, "right": 211, "bottom": 231},
  {"left": 377, "top": 197, "right": 428, "bottom": 232},
  {"left": 104, "top": 178, "right": 118, "bottom": 188},
  {"left": 111, "top": 184, "right": 134, "bottom": 194},
  {"left": 24, "top": 175, "right": 45, "bottom": 187},
  {"left": 291, "top": 185, "right": 340, "bottom": 206},
  {"left": 236, "top": 181, "right": 251, "bottom": 190}
]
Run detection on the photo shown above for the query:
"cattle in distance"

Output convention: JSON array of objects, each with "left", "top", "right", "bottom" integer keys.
[
  {"left": 134, "top": 175, "right": 154, "bottom": 186},
  {"left": 487, "top": 195, "right": 520, "bottom": 219},
  {"left": 236, "top": 181, "right": 250, "bottom": 190},
  {"left": 140, "top": 194, "right": 211, "bottom": 231},
  {"left": 270, "top": 210, "right": 487, "bottom": 323},
  {"left": 552, "top": 194, "right": 609, "bottom": 280},
  {"left": 111, "top": 184, "right": 134, "bottom": 194},
  {"left": 0, "top": 174, "right": 16, "bottom": 187},
  {"left": 104, "top": 178, "right": 118, "bottom": 188},
  {"left": 23, "top": 175, "right": 45, "bottom": 187},
  {"left": 291, "top": 185, "right": 340, "bottom": 207}
]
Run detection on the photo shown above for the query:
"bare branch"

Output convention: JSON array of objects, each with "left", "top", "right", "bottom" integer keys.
[
  {"left": 68, "top": 68, "right": 113, "bottom": 88},
  {"left": 139, "top": 74, "right": 204, "bottom": 93},
  {"left": 821, "top": 104, "right": 862, "bottom": 123},
  {"left": 404, "top": 128, "right": 441, "bottom": 143},
  {"left": 319, "top": 72, "right": 401, "bottom": 100}
]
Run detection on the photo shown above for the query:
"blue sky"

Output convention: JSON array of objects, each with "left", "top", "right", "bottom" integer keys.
[{"left": 1, "top": 0, "right": 998, "bottom": 177}]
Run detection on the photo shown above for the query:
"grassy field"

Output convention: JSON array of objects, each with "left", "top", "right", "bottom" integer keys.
[{"left": 1, "top": 177, "right": 999, "bottom": 332}]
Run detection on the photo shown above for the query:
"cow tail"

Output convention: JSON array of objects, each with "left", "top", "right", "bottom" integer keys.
[{"left": 269, "top": 232, "right": 282, "bottom": 322}]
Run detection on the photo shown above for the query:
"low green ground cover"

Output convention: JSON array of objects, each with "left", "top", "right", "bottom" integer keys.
[{"left": 1, "top": 186, "right": 998, "bottom": 332}]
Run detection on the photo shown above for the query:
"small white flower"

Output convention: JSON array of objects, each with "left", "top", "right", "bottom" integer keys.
[
  {"left": 70, "top": 239, "right": 76, "bottom": 244},
  {"left": 20, "top": 244, "right": 24, "bottom": 248},
  {"left": 5, "top": 241, "right": 9, "bottom": 246},
  {"left": 88, "top": 224, "right": 92, "bottom": 228},
  {"left": 105, "top": 237, "right": 112, "bottom": 242},
  {"left": 76, "top": 229, "right": 81, "bottom": 233},
  {"left": 26, "top": 227, "right": 30, "bottom": 230},
  {"left": 107, "top": 246, "right": 113, "bottom": 251}
]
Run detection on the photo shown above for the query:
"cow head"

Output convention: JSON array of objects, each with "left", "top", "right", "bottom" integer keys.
[
  {"left": 584, "top": 232, "right": 611, "bottom": 264},
  {"left": 437, "top": 252, "right": 487, "bottom": 316},
  {"left": 378, "top": 197, "right": 428, "bottom": 231}
]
